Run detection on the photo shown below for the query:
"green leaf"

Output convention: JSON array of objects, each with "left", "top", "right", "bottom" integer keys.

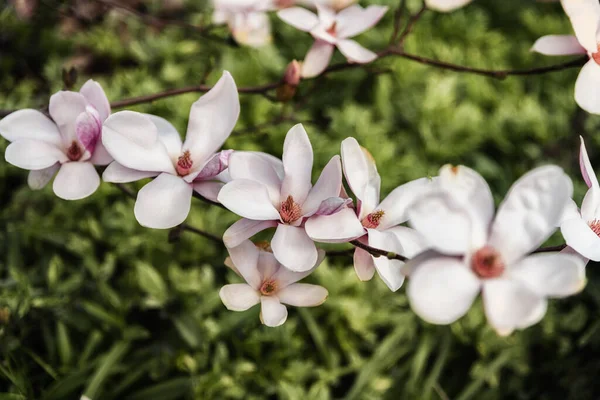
[
  {"left": 125, "top": 377, "right": 192, "bottom": 400},
  {"left": 135, "top": 262, "right": 168, "bottom": 305},
  {"left": 82, "top": 341, "right": 131, "bottom": 400}
]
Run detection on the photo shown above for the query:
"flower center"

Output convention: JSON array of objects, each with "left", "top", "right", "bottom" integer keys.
[
  {"left": 176, "top": 150, "right": 193, "bottom": 176},
  {"left": 471, "top": 246, "right": 505, "bottom": 279},
  {"left": 255, "top": 241, "right": 273, "bottom": 252},
  {"left": 280, "top": 195, "right": 302, "bottom": 224},
  {"left": 593, "top": 44, "right": 600, "bottom": 65},
  {"left": 326, "top": 22, "right": 337, "bottom": 36},
  {"left": 260, "top": 280, "right": 277, "bottom": 296},
  {"left": 66, "top": 141, "right": 83, "bottom": 161},
  {"left": 361, "top": 210, "right": 385, "bottom": 229},
  {"left": 589, "top": 219, "right": 600, "bottom": 237}
]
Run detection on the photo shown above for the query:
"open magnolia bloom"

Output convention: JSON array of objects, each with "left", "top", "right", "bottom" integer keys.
[
  {"left": 406, "top": 165, "right": 586, "bottom": 336},
  {"left": 305, "top": 137, "right": 431, "bottom": 291},
  {"left": 531, "top": 0, "right": 600, "bottom": 114},
  {"left": 561, "top": 137, "right": 600, "bottom": 261},
  {"left": 0, "top": 80, "right": 112, "bottom": 200},
  {"left": 220, "top": 240, "right": 328, "bottom": 327},
  {"left": 278, "top": 4, "right": 388, "bottom": 78},
  {"left": 101, "top": 71, "right": 239, "bottom": 229},
  {"left": 425, "top": 0, "right": 473, "bottom": 12},
  {"left": 218, "top": 124, "right": 343, "bottom": 272}
]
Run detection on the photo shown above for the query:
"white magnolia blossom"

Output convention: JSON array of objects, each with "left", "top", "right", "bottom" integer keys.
[
  {"left": 297, "top": 0, "right": 357, "bottom": 10},
  {"left": 0, "top": 80, "right": 112, "bottom": 200},
  {"left": 531, "top": 0, "right": 600, "bottom": 114},
  {"left": 561, "top": 137, "right": 600, "bottom": 261},
  {"left": 220, "top": 240, "right": 328, "bottom": 327},
  {"left": 218, "top": 124, "right": 343, "bottom": 272},
  {"left": 425, "top": 0, "right": 473, "bottom": 12},
  {"left": 278, "top": 4, "right": 388, "bottom": 78},
  {"left": 305, "top": 137, "right": 431, "bottom": 291},
  {"left": 406, "top": 165, "right": 586, "bottom": 336},
  {"left": 101, "top": 71, "right": 240, "bottom": 229}
]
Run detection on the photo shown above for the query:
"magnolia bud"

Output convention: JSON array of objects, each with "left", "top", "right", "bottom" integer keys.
[{"left": 277, "top": 60, "right": 302, "bottom": 102}]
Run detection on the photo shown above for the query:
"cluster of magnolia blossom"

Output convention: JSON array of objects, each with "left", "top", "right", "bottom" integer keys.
[{"left": 0, "top": 70, "right": 596, "bottom": 334}]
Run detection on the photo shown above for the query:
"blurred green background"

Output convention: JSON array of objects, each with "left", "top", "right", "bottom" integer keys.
[{"left": 2, "top": 0, "right": 600, "bottom": 398}]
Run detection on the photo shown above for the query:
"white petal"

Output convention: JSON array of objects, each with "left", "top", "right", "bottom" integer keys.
[
  {"left": 5, "top": 139, "right": 67, "bottom": 170},
  {"left": 271, "top": 249, "right": 326, "bottom": 287},
  {"left": 223, "top": 218, "right": 278, "bottom": 248},
  {"left": 305, "top": 208, "right": 365, "bottom": 243},
  {"left": 581, "top": 186, "right": 600, "bottom": 221},
  {"left": 52, "top": 162, "right": 100, "bottom": 200},
  {"left": 89, "top": 141, "right": 113, "bottom": 166},
  {"left": 134, "top": 173, "right": 193, "bottom": 229},
  {"left": 227, "top": 151, "right": 282, "bottom": 205},
  {"left": 383, "top": 226, "right": 430, "bottom": 258},
  {"left": 278, "top": 283, "right": 328, "bottom": 307},
  {"left": 230, "top": 12, "right": 272, "bottom": 48},
  {"left": 482, "top": 279, "right": 547, "bottom": 336},
  {"left": 340, "top": 137, "right": 381, "bottom": 217},
  {"left": 560, "top": 0, "right": 600, "bottom": 53},
  {"left": 49, "top": 91, "right": 88, "bottom": 144},
  {"left": 226, "top": 240, "right": 262, "bottom": 289},
  {"left": 280, "top": 124, "right": 314, "bottom": 204},
  {"left": 368, "top": 228, "right": 406, "bottom": 292},
  {"left": 353, "top": 247, "right": 376, "bottom": 281},
  {"left": 144, "top": 114, "right": 183, "bottom": 160},
  {"left": 301, "top": 40, "right": 335, "bottom": 78},
  {"left": 218, "top": 179, "right": 281, "bottom": 220},
  {"left": 79, "top": 79, "right": 111, "bottom": 121},
  {"left": 0, "top": 109, "right": 63, "bottom": 146},
  {"left": 260, "top": 296, "right": 288, "bottom": 327},
  {"left": 220, "top": 284, "right": 260, "bottom": 311},
  {"left": 377, "top": 177, "right": 432, "bottom": 230},
  {"left": 575, "top": 60, "right": 600, "bottom": 115},
  {"left": 561, "top": 217, "right": 600, "bottom": 260},
  {"left": 407, "top": 255, "right": 481, "bottom": 324},
  {"left": 316, "top": 4, "right": 336, "bottom": 26},
  {"left": 580, "top": 136, "right": 599, "bottom": 189},
  {"left": 302, "top": 155, "right": 342, "bottom": 216},
  {"left": 271, "top": 224, "right": 318, "bottom": 272},
  {"left": 336, "top": 40, "right": 377, "bottom": 63},
  {"left": 425, "top": 0, "right": 473, "bottom": 12},
  {"left": 277, "top": 7, "right": 319, "bottom": 31},
  {"left": 510, "top": 253, "right": 587, "bottom": 297},
  {"left": 183, "top": 71, "right": 239, "bottom": 168},
  {"left": 490, "top": 166, "right": 573, "bottom": 264},
  {"left": 257, "top": 251, "right": 281, "bottom": 282},
  {"left": 531, "top": 35, "right": 586, "bottom": 56},
  {"left": 102, "top": 161, "right": 159, "bottom": 183},
  {"left": 193, "top": 181, "right": 224, "bottom": 202},
  {"left": 102, "top": 111, "right": 175, "bottom": 174},
  {"left": 335, "top": 5, "right": 388, "bottom": 39},
  {"left": 27, "top": 163, "right": 60, "bottom": 190},
  {"left": 561, "top": 199, "right": 581, "bottom": 224}
]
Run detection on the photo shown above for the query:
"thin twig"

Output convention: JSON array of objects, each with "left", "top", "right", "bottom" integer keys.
[
  {"left": 532, "top": 244, "right": 567, "bottom": 253},
  {"left": 180, "top": 224, "right": 223, "bottom": 244},
  {"left": 113, "top": 183, "right": 136, "bottom": 199},
  {"left": 398, "top": 3, "right": 427, "bottom": 46},
  {"left": 191, "top": 192, "right": 228, "bottom": 210},
  {"left": 350, "top": 240, "right": 409, "bottom": 262}
]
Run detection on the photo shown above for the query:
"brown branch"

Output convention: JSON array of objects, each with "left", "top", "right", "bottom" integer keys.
[
  {"left": 398, "top": 3, "right": 427, "bottom": 46},
  {"left": 179, "top": 224, "right": 223, "bottom": 244},
  {"left": 532, "top": 244, "right": 567, "bottom": 253},
  {"left": 350, "top": 240, "right": 409, "bottom": 262}
]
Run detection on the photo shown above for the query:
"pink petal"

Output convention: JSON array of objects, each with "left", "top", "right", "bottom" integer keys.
[
  {"left": 271, "top": 249, "right": 326, "bottom": 287},
  {"left": 383, "top": 226, "right": 430, "bottom": 258},
  {"left": 257, "top": 251, "right": 281, "bottom": 282},
  {"left": 194, "top": 150, "right": 234, "bottom": 181},
  {"left": 280, "top": 124, "right": 314, "bottom": 204},
  {"left": 367, "top": 228, "right": 406, "bottom": 292},
  {"left": 335, "top": 5, "right": 388, "bottom": 39},
  {"left": 79, "top": 79, "right": 111, "bottom": 121},
  {"left": 560, "top": 0, "right": 600, "bottom": 53},
  {"left": 260, "top": 296, "right": 288, "bottom": 327},
  {"left": 218, "top": 179, "right": 281, "bottom": 220},
  {"left": 579, "top": 136, "right": 599, "bottom": 188},
  {"left": 304, "top": 208, "right": 365, "bottom": 243},
  {"left": 336, "top": 39, "right": 377, "bottom": 63},
  {"left": 530, "top": 35, "right": 586, "bottom": 56},
  {"left": 353, "top": 247, "right": 375, "bottom": 281},
  {"left": 0, "top": 109, "right": 63, "bottom": 147},
  {"left": 52, "top": 162, "right": 100, "bottom": 200},
  {"left": 89, "top": 141, "right": 113, "bottom": 166},
  {"left": 134, "top": 173, "right": 193, "bottom": 229},
  {"left": 5, "top": 139, "right": 68, "bottom": 170},
  {"left": 301, "top": 40, "right": 335, "bottom": 78},
  {"left": 314, "top": 196, "right": 353, "bottom": 216},
  {"left": 277, "top": 283, "right": 328, "bottom": 307},
  {"left": 49, "top": 91, "right": 88, "bottom": 145},
  {"left": 220, "top": 284, "right": 260, "bottom": 311},
  {"left": 75, "top": 106, "right": 102, "bottom": 155},
  {"left": 561, "top": 217, "right": 600, "bottom": 261},
  {"left": 271, "top": 224, "right": 318, "bottom": 272},
  {"left": 302, "top": 155, "right": 342, "bottom": 216},
  {"left": 102, "top": 161, "right": 159, "bottom": 183},
  {"left": 193, "top": 181, "right": 225, "bottom": 202},
  {"left": 575, "top": 60, "right": 600, "bottom": 114},
  {"left": 27, "top": 163, "right": 60, "bottom": 190},
  {"left": 144, "top": 114, "right": 183, "bottom": 160},
  {"left": 377, "top": 177, "right": 432, "bottom": 231},
  {"left": 227, "top": 151, "right": 282, "bottom": 205},
  {"left": 223, "top": 218, "right": 278, "bottom": 248},
  {"left": 226, "top": 240, "right": 262, "bottom": 289},
  {"left": 277, "top": 7, "right": 319, "bottom": 31}
]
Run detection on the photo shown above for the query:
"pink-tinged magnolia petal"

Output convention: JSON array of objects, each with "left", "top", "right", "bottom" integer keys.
[
  {"left": 277, "top": 7, "right": 319, "bottom": 31},
  {"left": 575, "top": 60, "right": 600, "bottom": 115},
  {"left": 341, "top": 137, "right": 381, "bottom": 218},
  {"left": 561, "top": 244, "right": 590, "bottom": 266},
  {"left": 89, "top": 141, "right": 113, "bottom": 166},
  {"left": 384, "top": 226, "right": 430, "bottom": 258},
  {"left": 253, "top": 151, "right": 285, "bottom": 180},
  {"left": 353, "top": 247, "right": 376, "bottom": 281},
  {"left": 560, "top": 0, "right": 600, "bottom": 53},
  {"left": 49, "top": 91, "right": 88, "bottom": 144},
  {"left": 314, "top": 197, "right": 353, "bottom": 215},
  {"left": 280, "top": 124, "right": 314, "bottom": 204},
  {"left": 218, "top": 179, "right": 281, "bottom": 220},
  {"left": 227, "top": 151, "right": 282, "bottom": 205},
  {"left": 134, "top": 173, "right": 193, "bottom": 229},
  {"left": 531, "top": 35, "right": 586, "bottom": 56},
  {"left": 425, "top": 0, "right": 473, "bottom": 12},
  {"left": 510, "top": 253, "right": 587, "bottom": 297},
  {"left": 193, "top": 181, "right": 225, "bottom": 202},
  {"left": 301, "top": 40, "right": 335, "bottom": 78},
  {"left": 561, "top": 217, "right": 600, "bottom": 261},
  {"left": 5, "top": 139, "right": 68, "bottom": 170},
  {"left": 257, "top": 251, "right": 281, "bottom": 282},
  {"left": 52, "top": 162, "right": 100, "bottom": 200},
  {"left": 230, "top": 11, "right": 272, "bottom": 48},
  {"left": 302, "top": 155, "right": 342, "bottom": 216},
  {"left": 102, "top": 161, "right": 159, "bottom": 183},
  {"left": 561, "top": 199, "right": 581, "bottom": 224},
  {"left": 79, "top": 79, "right": 111, "bottom": 121},
  {"left": 223, "top": 218, "right": 278, "bottom": 248},
  {"left": 378, "top": 177, "right": 432, "bottom": 231},
  {"left": 367, "top": 228, "right": 406, "bottom": 292},
  {"left": 482, "top": 279, "right": 547, "bottom": 336},
  {"left": 226, "top": 240, "right": 262, "bottom": 289},
  {"left": 27, "top": 163, "right": 60, "bottom": 190},
  {"left": 102, "top": 111, "right": 176, "bottom": 174},
  {"left": 192, "top": 150, "right": 233, "bottom": 181},
  {"left": 144, "top": 114, "right": 183, "bottom": 160},
  {"left": 260, "top": 296, "right": 288, "bottom": 327},
  {"left": 581, "top": 186, "right": 600, "bottom": 221},
  {"left": 75, "top": 106, "right": 102, "bottom": 155},
  {"left": 271, "top": 224, "right": 318, "bottom": 272},
  {"left": 580, "top": 136, "right": 598, "bottom": 189},
  {"left": 407, "top": 255, "right": 481, "bottom": 324},
  {"left": 335, "top": 5, "right": 388, "bottom": 39},
  {"left": 272, "top": 249, "right": 326, "bottom": 287},
  {"left": 0, "top": 109, "right": 63, "bottom": 146},
  {"left": 490, "top": 166, "right": 573, "bottom": 264},
  {"left": 336, "top": 39, "right": 377, "bottom": 63},
  {"left": 278, "top": 283, "right": 328, "bottom": 307},
  {"left": 220, "top": 284, "right": 260, "bottom": 311},
  {"left": 316, "top": 4, "right": 336, "bottom": 26},
  {"left": 305, "top": 208, "right": 365, "bottom": 243},
  {"left": 183, "top": 71, "right": 240, "bottom": 168}
]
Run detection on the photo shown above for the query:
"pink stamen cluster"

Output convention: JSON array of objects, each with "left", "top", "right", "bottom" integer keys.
[
  {"left": 260, "top": 280, "right": 277, "bottom": 295},
  {"left": 589, "top": 219, "right": 600, "bottom": 237},
  {"left": 280, "top": 195, "right": 302, "bottom": 224},
  {"left": 176, "top": 150, "right": 193, "bottom": 176},
  {"left": 67, "top": 141, "right": 83, "bottom": 161},
  {"left": 361, "top": 210, "right": 385, "bottom": 229},
  {"left": 471, "top": 246, "right": 505, "bottom": 279}
]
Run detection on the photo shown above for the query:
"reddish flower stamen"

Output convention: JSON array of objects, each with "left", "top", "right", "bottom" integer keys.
[
  {"left": 260, "top": 280, "right": 277, "bottom": 296},
  {"left": 280, "top": 195, "right": 302, "bottom": 224},
  {"left": 361, "top": 210, "right": 385, "bottom": 229},
  {"left": 66, "top": 141, "right": 82, "bottom": 161},
  {"left": 176, "top": 150, "right": 193, "bottom": 176},
  {"left": 326, "top": 22, "right": 337, "bottom": 36},
  {"left": 589, "top": 219, "right": 600, "bottom": 237},
  {"left": 593, "top": 44, "right": 600, "bottom": 65},
  {"left": 471, "top": 246, "right": 505, "bottom": 279}
]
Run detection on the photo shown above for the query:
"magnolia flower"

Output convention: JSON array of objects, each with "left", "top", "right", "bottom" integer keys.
[
  {"left": 305, "top": 137, "right": 430, "bottom": 291},
  {"left": 101, "top": 71, "right": 239, "bottom": 229},
  {"left": 561, "top": 137, "right": 600, "bottom": 261},
  {"left": 278, "top": 4, "right": 388, "bottom": 78},
  {"left": 531, "top": 0, "right": 600, "bottom": 114},
  {"left": 425, "top": 0, "right": 473, "bottom": 12},
  {"left": 297, "top": 0, "right": 357, "bottom": 10},
  {"left": 220, "top": 240, "right": 328, "bottom": 327},
  {"left": 218, "top": 124, "right": 343, "bottom": 272},
  {"left": 406, "top": 165, "right": 586, "bottom": 335},
  {"left": 0, "top": 80, "right": 112, "bottom": 200}
]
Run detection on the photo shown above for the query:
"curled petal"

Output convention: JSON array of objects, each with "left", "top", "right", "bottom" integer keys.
[
  {"left": 79, "top": 79, "right": 111, "bottom": 121},
  {"left": 314, "top": 197, "right": 353, "bottom": 216},
  {"left": 194, "top": 150, "right": 234, "bottom": 181},
  {"left": 260, "top": 296, "right": 288, "bottom": 327},
  {"left": 28, "top": 163, "right": 60, "bottom": 190},
  {"left": 75, "top": 106, "right": 102, "bottom": 155},
  {"left": 579, "top": 136, "right": 599, "bottom": 189}
]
